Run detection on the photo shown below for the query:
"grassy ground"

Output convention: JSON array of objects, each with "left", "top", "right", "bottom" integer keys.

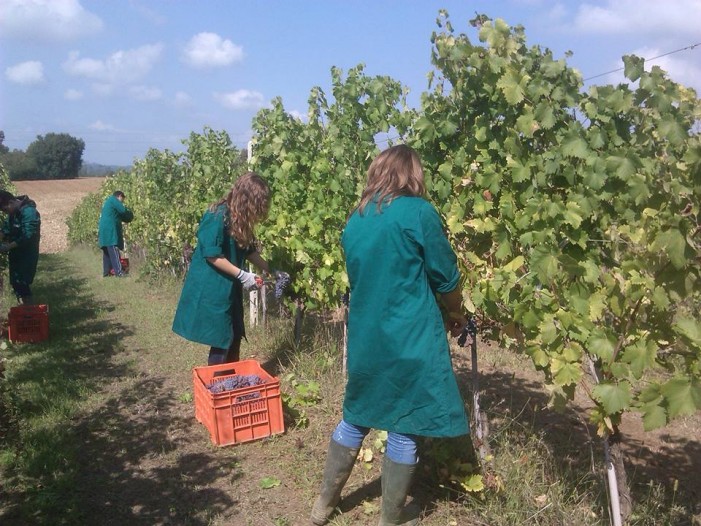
[{"left": 0, "top": 247, "right": 697, "bottom": 525}]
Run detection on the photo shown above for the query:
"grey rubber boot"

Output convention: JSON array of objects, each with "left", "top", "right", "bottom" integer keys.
[
  {"left": 378, "top": 456, "right": 420, "bottom": 526},
  {"left": 310, "top": 439, "right": 359, "bottom": 525}
]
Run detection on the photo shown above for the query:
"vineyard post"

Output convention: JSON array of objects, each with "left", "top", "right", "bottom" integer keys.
[
  {"left": 249, "top": 283, "right": 260, "bottom": 327},
  {"left": 247, "top": 139, "right": 261, "bottom": 327},
  {"left": 587, "top": 357, "right": 626, "bottom": 526},
  {"left": 261, "top": 282, "right": 267, "bottom": 326}
]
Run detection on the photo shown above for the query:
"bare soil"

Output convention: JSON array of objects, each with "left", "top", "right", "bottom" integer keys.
[
  {"left": 3, "top": 178, "right": 700, "bottom": 525},
  {"left": 13, "top": 177, "right": 105, "bottom": 253}
]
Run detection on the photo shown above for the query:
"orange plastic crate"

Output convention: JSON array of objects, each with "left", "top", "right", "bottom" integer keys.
[
  {"left": 193, "top": 360, "right": 284, "bottom": 446},
  {"left": 8, "top": 304, "right": 49, "bottom": 343}
]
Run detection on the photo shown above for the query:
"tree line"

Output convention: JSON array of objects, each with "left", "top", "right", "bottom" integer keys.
[{"left": 0, "top": 131, "right": 85, "bottom": 180}]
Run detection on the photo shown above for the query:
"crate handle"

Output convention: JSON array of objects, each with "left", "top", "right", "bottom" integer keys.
[
  {"left": 212, "top": 369, "right": 237, "bottom": 378},
  {"left": 236, "top": 392, "right": 261, "bottom": 403}
]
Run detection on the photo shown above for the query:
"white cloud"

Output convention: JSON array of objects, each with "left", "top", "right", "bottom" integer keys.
[
  {"left": 64, "top": 88, "right": 83, "bottom": 100},
  {"left": 574, "top": 0, "right": 701, "bottom": 36},
  {"left": 173, "top": 91, "right": 192, "bottom": 107},
  {"left": 546, "top": 3, "right": 567, "bottom": 23},
  {"left": 288, "top": 110, "right": 307, "bottom": 122},
  {"left": 89, "top": 120, "right": 115, "bottom": 131},
  {"left": 63, "top": 43, "right": 164, "bottom": 85},
  {"left": 0, "top": 0, "right": 102, "bottom": 41},
  {"left": 129, "top": 85, "right": 162, "bottom": 101},
  {"left": 183, "top": 32, "right": 244, "bottom": 68},
  {"left": 5, "top": 61, "right": 45, "bottom": 85},
  {"left": 92, "top": 83, "right": 114, "bottom": 96},
  {"left": 130, "top": 2, "right": 167, "bottom": 25},
  {"left": 214, "top": 89, "right": 266, "bottom": 110}
]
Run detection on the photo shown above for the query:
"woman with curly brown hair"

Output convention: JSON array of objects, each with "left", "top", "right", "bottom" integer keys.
[{"left": 172, "top": 172, "right": 272, "bottom": 364}]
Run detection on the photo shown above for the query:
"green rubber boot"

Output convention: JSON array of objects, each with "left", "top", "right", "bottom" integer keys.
[
  {"left": 310, "top": 439, "right": 359, "bottom": 525},
  {"left": 378, "top": 456, "right": 420, "bottom": 526}
]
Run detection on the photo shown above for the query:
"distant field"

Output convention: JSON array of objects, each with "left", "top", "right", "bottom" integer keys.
[{"left": 13, "top": 177, "right": 106, "bottom": 253}]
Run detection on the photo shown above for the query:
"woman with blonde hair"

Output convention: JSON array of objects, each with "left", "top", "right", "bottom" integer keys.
[
  {"left": 311, "top": 145, "right": 469, "bottom": 526},
  {"left": 172, "top": 172, "right": 273, "bottom": 364}
]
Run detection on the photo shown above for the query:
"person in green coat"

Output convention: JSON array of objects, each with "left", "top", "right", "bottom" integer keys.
[
  {"left": 311, "top": 145, "right": 469, "bottom": 526},
  {"left": 98, "top": 190, "right": 133, "bottom": 277},
  {"left": 0, "top": 191, "right": 42, "bottom": 304},
  {"left": 172, "top": 172, "right": 273, "bottom": 365}
]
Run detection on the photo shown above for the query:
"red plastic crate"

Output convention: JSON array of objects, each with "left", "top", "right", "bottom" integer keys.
[
  {"left": 8, "top": 304, "right": 49, "bottom": 343},
  {"left": 109, "top": 257, "right": 130, "bottom": 275},
  {"left": 193, "top": 360, "right": 284, "bottom": 446}
]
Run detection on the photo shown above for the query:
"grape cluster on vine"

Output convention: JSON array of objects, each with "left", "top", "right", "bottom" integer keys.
[{"left": 273, "top": 270, "right": 291, "bottom": 299}]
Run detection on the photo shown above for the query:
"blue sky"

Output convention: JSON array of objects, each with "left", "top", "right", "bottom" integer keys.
[{"left": 1, "top": 0, "right": 700, "bottom": 166}]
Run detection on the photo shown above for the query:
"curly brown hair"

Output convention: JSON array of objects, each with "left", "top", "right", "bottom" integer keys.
[{"left": 210, "top": 172, "right": 270, "bottom": 249}]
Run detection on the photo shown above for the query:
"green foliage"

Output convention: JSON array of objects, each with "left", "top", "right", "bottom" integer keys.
[
  {"left": 0, "top": 163, "right": 14, "bottom": 273},
  {"left": 68, "top": 128, "right": 247, "bottom": 271},
  {"left": 26, "top": 133, "right": 85, "bottom": 180},
  {"left": 415, "top": 12, "right": 701, "bottom": 433},
  {"left": 67, "top": 191, "right": 103, "bottom": 247},
  {"left": 0, "top": 149, "right": 37, "bottom": 181},
  {"left": 280, "top": 372, "right": 321, "bottom": 428},
  {"left": 0, "top": 162, "right": 14, "bottom": 192},
  {"left": 251, "top": 64, "right": 413, "bottom": 308},
  {"left": 64, "top": 10, "right": 701, "bottom": 439}
]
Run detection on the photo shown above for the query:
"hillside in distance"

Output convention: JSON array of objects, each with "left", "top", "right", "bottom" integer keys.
[{"left": 79, "top": 162, "right": 130, "bottom": 177}]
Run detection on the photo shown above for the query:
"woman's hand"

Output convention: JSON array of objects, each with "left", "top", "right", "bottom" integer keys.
[
  {"left": 236, "top": 268, "right": 262, "bottom": 291},
  {"left": 440, "top": 288, "right": 469, "bottom": 337}
]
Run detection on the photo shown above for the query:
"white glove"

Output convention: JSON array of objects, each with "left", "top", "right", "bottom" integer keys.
[{"left": 236, "top": 268, "right": 261, "bottom": 291}]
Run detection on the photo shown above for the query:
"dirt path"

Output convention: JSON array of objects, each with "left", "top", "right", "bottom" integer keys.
[{"left": 13, "top": 177, "right": 105, "bottom": 253}]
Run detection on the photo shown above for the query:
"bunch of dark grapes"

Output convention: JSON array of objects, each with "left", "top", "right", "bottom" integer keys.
[
  {"left": 274, "top": 271, "right": 291, "bottom": 299},
  {"left": 208, "top": 374, "right": 264, "bottom": 394},
  {"left": 457, "top": 318, "right": 478, "bottom": 347}
]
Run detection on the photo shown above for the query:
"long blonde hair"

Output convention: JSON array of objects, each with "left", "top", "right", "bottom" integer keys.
[
  {"left": 357, "top": 145, "right": 426, "bottom": 215},
  {"left": 210, "top": 172, "right": 270, "bottom": 248}
]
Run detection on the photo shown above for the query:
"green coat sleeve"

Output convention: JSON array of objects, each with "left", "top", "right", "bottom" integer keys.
[
  {"left": 416, "top": 203, "right": 460, "bottom": 294},
  {"left": 196, "top": 210, "right": 225, "bottom": 258},
  {"left": 16, "top": 207, "right": 41, "bottom": 247},
  {"left": 113, "top": 199, "right": 134, "bottom": 223}
]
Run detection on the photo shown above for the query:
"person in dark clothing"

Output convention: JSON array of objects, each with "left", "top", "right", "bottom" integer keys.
[
  {"left": 98, "top": 190, "right": 133, "bottom": 277},
  {"left": 0, "top": 190, "right": 42, "bottom": 304}
]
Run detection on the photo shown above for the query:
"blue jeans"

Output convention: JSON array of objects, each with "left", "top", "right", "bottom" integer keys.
[
  {"left": 332, "top": 419, "right": 419, "bottom": 465},
  {"left": 102, "top": 246, "right": 124, "bottom": 276}
]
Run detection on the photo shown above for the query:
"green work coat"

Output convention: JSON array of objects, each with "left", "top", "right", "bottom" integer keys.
[
  {"left": 2, "top": 196, "right": 41, "bottom": 288},
  {"left": 172, "top": 205, "right": 252, "bottom": 349},
  {"left": 98, "top": 195, "right": 133, "bottom": 250},
  {"left": 341, "top": 196, "right": 469, "bottom": 437}
]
